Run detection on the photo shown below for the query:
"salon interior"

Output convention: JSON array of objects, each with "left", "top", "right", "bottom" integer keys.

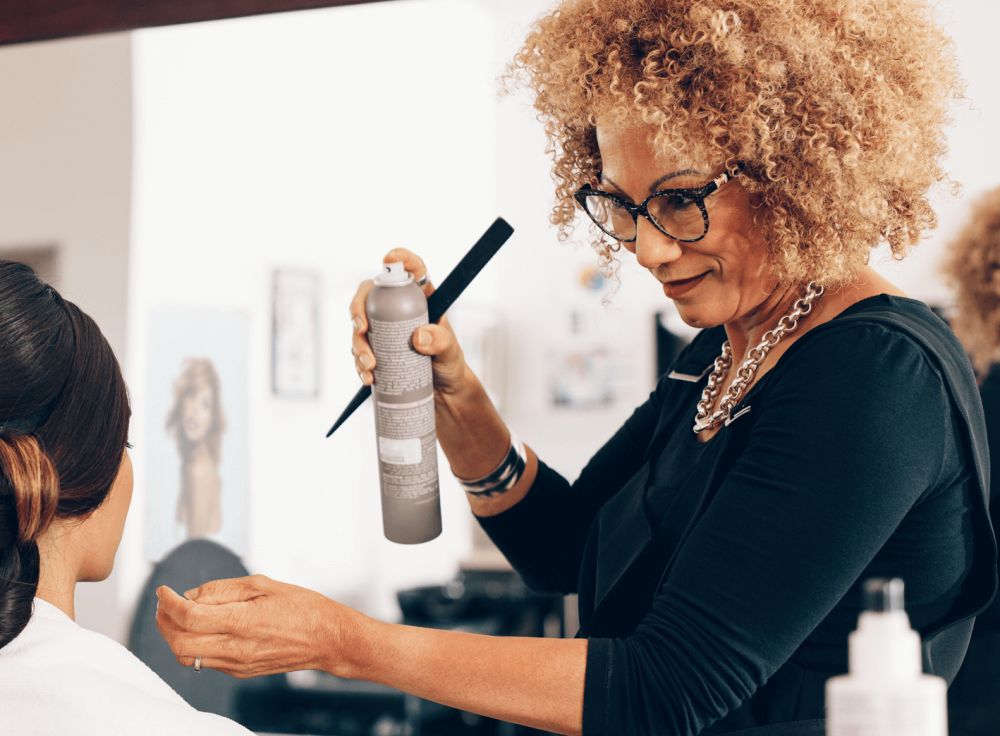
[{"left": 1, "top": 1, "right": 999, "bottom": 734}]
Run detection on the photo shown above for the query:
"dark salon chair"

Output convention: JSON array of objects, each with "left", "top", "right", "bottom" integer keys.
[{"left": 128, "top": 539, "right": 288, "bottom": 723}]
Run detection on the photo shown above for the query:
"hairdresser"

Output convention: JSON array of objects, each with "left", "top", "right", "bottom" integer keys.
[
  {"left": 156, "top": 2, "right": 996, "bottom": 734},
  {"left": 943, "top": 185, "right": 1000, "bottom": 736}
]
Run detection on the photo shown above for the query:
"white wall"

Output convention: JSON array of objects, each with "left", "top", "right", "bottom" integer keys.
[
  {"left": 125, "top": 0, "right": 501, "bottom": 623},
  {"left": 0, "top": 33, "right": 133, "bottom": 640}
]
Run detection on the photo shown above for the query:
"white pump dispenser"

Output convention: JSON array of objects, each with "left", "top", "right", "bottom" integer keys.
[{"left": 826, "top": 578, "right": 947, "bottom": 736}]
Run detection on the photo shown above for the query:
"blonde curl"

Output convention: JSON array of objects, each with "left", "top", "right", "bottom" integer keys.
[
  {"left": 944, "top": 186, "right": 1000, "bottom": 375},
  {"left": 505, "top": 0, "right": 961, "bottom": 285}
]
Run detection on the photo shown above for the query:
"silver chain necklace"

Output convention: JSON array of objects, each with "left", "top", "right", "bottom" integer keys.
[{"left": 693, "top": 281, "right": 825, "bottom": 434}]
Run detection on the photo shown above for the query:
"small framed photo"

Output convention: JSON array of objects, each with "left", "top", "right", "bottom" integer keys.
[{"left": 271, "top": 268, "right": 321, "bottom": 399}]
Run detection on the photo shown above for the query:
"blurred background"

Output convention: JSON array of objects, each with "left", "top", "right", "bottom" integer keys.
[{"left": 0, "top": 0, "right": 998, "bottom": 733}]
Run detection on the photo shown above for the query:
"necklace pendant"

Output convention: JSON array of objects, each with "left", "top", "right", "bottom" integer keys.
[{"left": 693, "top": 415, "right": 716, "bottom": 434}]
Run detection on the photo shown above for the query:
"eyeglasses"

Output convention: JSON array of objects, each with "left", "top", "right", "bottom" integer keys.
[{"left": 574, "top": 163, "right": 744, "bottom": 243}]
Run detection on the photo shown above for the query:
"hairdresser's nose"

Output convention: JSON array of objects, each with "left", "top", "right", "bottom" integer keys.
[{"left": 633, "top": 217, "right": 683, "bottom": 270}]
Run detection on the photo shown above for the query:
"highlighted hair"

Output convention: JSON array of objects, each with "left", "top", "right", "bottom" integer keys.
[{"left": 506, "top": 0, "right": 960, "bottom": 285}]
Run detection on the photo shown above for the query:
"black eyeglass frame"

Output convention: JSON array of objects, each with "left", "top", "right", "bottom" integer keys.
[{"left": 573, "top": 162, "right": 745, "bottom": 244}]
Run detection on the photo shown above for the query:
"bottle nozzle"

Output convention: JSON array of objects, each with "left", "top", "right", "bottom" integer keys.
[
  {"left": 374, "top": 261, "right": 411, "bottom": 285},
  {"left": 863, "top": 577, "right": 905, "bottom": 613}
]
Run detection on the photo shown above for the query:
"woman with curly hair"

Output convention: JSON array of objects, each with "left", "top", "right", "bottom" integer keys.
[
  {"left": 156, "top": 2, "right": 996, "bottom": 734},
  {"left": 943, "top": 186, "right": 1000, "bottom": 736}
]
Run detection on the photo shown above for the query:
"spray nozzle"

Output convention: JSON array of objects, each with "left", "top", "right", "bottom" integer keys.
[
  {"left": 375, "top": 261, "right": 411, "bottom": 285},
  {"left": 863, "top": 577, "right": 905, "bottom": 613}
]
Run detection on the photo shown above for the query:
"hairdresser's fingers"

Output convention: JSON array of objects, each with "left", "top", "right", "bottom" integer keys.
[
  {"left": 349, "top": 279, "right": 374, "bottom": 335},
  {"left": 383, "top": 248, "right": 435, "bottom": 298},
  {"left": 173, "top": 655, "right": 283, "bottom": 679},
  {"left": 157, "top": 602, "right": 246, "bottom": 660},
  {"left": 155, "top": 586, "right": 197, "bottom": 628},
  {"left": 174, "top": 658, "right": 256, "bottom": 679},
  {"left": 412, "top": 319, "right": 467, "bottom": 393},
  {"left": 351, "top": 331, "right": 375, "bottom": 373},
  {"left": 168, "top": 632, "right": 239, "bottom": 661},
  {"left": 184, "top": 575, "right": 271, "bottom": 605},
  {"left": 155, "top": 585, "right": 244, "bottom": 635},
  {"left": 411, "top": 322, "right": 460, "bottom": 360}
]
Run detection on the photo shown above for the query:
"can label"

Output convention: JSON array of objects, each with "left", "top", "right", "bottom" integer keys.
[
  {"left": 369, "top": 315, "right": 431, "bottom": 396},
  {"left": 376, "top": 395, "right": 434, "bottom": 463},
  {"left": 375, "top": 394, "right": 438, "bottom": 499}
]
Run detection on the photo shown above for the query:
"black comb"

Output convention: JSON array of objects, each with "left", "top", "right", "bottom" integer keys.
[{"left": 326, "top": 217, "right": 514, "bottom": 438}]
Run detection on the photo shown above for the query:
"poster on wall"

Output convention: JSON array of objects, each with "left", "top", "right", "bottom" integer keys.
[
  {"left": 271, "top": 268, "right": 321, "bottom": 399},
  {"left": 144, "top": 308, "right": 250, "bottom": 562}
]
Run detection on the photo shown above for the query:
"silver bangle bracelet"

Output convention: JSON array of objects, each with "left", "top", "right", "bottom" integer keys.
[{"left": 457, "top": 430, "right": 527, "bottom": 497}]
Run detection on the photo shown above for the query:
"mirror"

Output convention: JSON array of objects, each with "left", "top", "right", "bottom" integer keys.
[{"left": 1, "top": 3, "right": 998, "bottom": 733}]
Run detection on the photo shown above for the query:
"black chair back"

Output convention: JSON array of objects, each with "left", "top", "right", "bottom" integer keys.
[{"left": 128, "top": 539, "right": 286, "bottom": 719}]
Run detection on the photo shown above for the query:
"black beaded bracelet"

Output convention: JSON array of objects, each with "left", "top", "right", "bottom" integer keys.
[{"left": 457, "top": 430, "right": 527, "bottom": 497}]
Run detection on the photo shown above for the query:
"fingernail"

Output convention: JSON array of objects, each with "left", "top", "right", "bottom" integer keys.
[
  {"left": 418, "top": 328, "right": 432, "bottom": 347},
  {"left": 359, "top": 353, "right": 373, "bottom": 369},
  {"left": 352, "top": 316, "right": 363, "bottom": 331}
]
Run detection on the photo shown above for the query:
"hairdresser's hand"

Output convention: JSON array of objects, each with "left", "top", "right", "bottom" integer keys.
[
  {"left": 350, "top": 248, "right": 470, "bottom": 396},
  {"left": 155, "top": 575, "right": 370, "bottom": 679}
]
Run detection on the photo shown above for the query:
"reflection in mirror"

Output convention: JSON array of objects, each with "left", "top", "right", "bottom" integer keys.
[{"left": 1, "top": 2, "right": 999, "bottom": 735}]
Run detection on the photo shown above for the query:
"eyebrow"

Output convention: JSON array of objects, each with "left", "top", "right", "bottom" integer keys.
[{"left": 601, "top": 169, "right": 704, "bottom": 198}]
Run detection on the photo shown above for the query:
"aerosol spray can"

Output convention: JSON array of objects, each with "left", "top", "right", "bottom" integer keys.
[{"left": 366, "top": 261, "right": 442, "bottom": 544}]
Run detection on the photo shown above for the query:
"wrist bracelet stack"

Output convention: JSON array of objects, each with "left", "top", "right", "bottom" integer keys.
[{"left": 456, "top": 430, "right": 527, "bottom": 498}]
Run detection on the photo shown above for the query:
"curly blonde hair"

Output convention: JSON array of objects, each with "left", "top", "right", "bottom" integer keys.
[
  {"left": 507, "top": 0, "right": 960, "bottom": 285},
  {"left": 944, "top": 187, "right": 1000, "bottom": 375}
]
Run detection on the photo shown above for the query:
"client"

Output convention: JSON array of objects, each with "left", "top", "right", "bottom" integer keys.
[{"left": 0, "top": 260, "right": 250, "bottom": 735}]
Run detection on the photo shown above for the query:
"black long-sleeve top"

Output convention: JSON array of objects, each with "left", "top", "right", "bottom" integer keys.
[{"left": 478, "top": 296, "right": 996, "bottom": 736}]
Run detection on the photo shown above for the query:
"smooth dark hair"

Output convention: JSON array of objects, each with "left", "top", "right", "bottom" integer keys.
[{"left": 0, "top": 260, "right": 131, "bottom": 649}]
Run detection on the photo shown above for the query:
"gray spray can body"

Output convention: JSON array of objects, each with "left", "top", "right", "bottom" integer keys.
[{"left": 365, "top": 261, "right": 442, "bottom": 544}]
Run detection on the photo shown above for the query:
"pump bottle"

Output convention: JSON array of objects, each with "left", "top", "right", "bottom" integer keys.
[{"left": 826, "top": 578, "right": 947, "bottom": 736}]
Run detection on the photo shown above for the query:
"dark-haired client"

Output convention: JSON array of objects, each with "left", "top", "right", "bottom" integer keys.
[
  {"left": 156, "top": 2, "right": 996, "bottom": 735},
  {"left": 0, "top": 261, "right": 250, "bottom": 734}
]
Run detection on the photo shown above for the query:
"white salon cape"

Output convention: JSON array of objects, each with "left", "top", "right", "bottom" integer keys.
[{"left": 0, "top": 598, "right": 253, "bottom": 735}]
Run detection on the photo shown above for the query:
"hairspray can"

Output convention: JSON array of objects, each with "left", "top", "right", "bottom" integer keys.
[{"left": 365, "top": 261, "right": 442, "bottom": 544}]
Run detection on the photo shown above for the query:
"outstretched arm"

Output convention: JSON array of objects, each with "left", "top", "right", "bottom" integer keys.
[{"left": 156, "top": 577, "right": 586, "bottom": 735}]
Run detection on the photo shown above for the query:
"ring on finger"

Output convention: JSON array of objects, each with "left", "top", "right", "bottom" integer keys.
[
  {"left": 415, "top": 273, "right": 429, "bottom": 287},
  {"left": 194, "top": 656, "right": 202, "bottom": 673}
]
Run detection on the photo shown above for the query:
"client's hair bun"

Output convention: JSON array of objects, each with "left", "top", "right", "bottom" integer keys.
[{"left": 0, "top": 433, "right": 59, "bottom": 544}]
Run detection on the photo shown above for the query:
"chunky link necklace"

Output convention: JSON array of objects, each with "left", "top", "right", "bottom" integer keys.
[{"left": 693, "top": 281, "right": 825, "bottom": 434}]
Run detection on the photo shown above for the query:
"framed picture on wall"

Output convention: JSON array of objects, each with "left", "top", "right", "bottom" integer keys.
[
  {"left": 271, "top": 268, "right": 321, "bottom": 399},
  {"left": 145, "top": 308, "right": 250, "bottom": 561}
]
